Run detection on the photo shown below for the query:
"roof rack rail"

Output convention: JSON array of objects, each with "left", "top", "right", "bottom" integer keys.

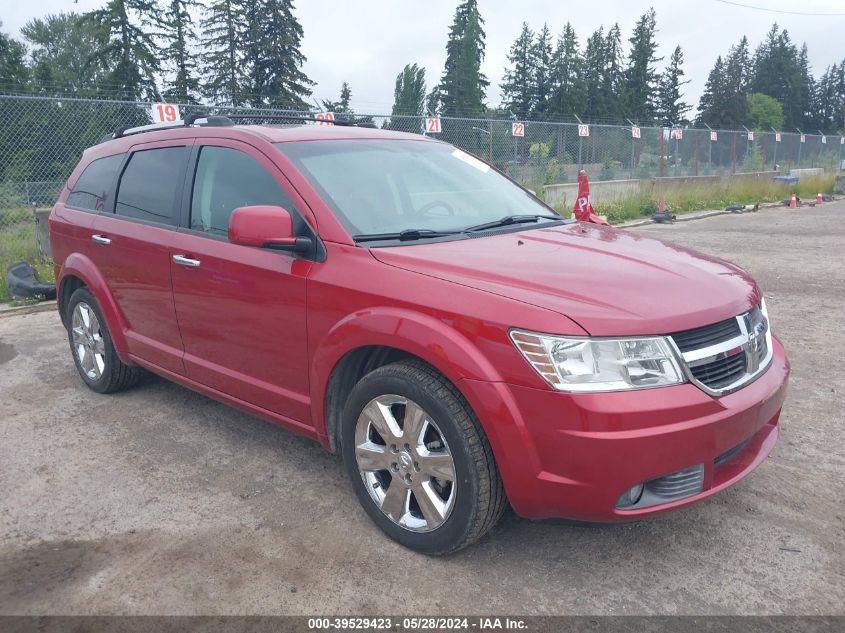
[
  {"left": 100, "top": 114, "right": 235, "bottom": 143},
  {"left": 225, "top": 113, "right": 376, "bottom": 128}
]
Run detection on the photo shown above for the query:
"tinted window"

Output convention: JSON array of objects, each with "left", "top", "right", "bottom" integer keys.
[
  {"left": 115, "top": 147, "right": 188, "bottom": 225},
  {"left": 190, "top": 146, "right": 294, "bottom": 236},
  {"left": 67, "top": 154, "right": 123, "bottom": 211}
]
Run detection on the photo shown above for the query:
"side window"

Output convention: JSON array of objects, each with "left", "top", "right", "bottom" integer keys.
[
  {"left": 115, "top": 147, "right": 188, "bottom": 225},
  {"left": 67, "top": 154, "right": 123, "bottom": 212},
  {"left": 190, "top": 146, "right": 295, "bottom": 236}
]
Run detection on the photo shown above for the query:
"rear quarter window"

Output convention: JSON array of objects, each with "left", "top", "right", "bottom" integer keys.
[{"left": 66, "top": 154, "right": 124, "bottom": 212}]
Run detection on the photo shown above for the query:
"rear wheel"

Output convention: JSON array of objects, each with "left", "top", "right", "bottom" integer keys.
[
  {"left": 66, "top": 287, "right": 141, "bottom": 394},
  {"left": 341, "top": 361, "right": 506, "bottom": 555}
]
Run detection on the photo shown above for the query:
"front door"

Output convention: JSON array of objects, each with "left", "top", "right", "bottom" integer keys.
[{"left": 169, "top": 140, "right": 313, "bottom": 424}]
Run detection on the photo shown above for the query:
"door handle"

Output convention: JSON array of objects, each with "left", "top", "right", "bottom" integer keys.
[
  {"left": 91, "top": 234, "right": 111, "bottom": 245},
  {"left": 172, "top": 254, "right": 201, "bottom": 267}
]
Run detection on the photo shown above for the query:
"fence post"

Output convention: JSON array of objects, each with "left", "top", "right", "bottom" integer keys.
[{"left": 797, "top": 128, "right": 803, "bottom": 168}]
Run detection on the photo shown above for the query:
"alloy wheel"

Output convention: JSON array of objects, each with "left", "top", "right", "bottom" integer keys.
[
  {"left": 71, "top": 302, "right": 106, "bottom": 381},
  {"left": 354, "top": 395, "right": 457, "bottom": 532}
]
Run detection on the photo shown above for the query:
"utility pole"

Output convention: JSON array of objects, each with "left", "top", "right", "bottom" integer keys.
[
  {"left": 796, "top": 128, "right": 803, "bottom": 168},
  {"left": 626, "top": 118, "right": 637, "bottom": 179},
  {"left": 703, "top": 123, "right": 714, "bottom": 171}
]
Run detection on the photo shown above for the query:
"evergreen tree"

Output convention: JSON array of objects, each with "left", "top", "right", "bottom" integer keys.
[
  {"left": 601, "top": 24, "right": 625, "bottom": 121},
  {"left": 161, "top": 0, "right": 200, "bottom": 103},
  {"left": 815, "top": 62, "right": 844, "bottom": 133},
  {"left": 547, "top": 23, "right": 586, "bottom": 118},
  {"left": 697, "top": 55, "right": 726, "bottom": 125},
  {"left": 22, "top": 13, "right": 109, "bottom": 96},
  {"left": 624, "top": 8, "right": 661, "bottom": 122},
  {"left": 749, "top": 25, "right": 809, "bottom": 129},
  {"left": 246, "top": 0, "right": 313, "bottom": 108},
  {"left": 436, "top": 0, "right": 487, "bottom": 116},
  {"left": 500, "top": 22, "right": 535, "bottom": 118},
  {"left": 656, "top": 45, "right": 690, "bottom": 125},
  {"left": 201, "top": 0, "right": 247, "bottom": 105},
  {"left": 321, "top": 81, "right": 352, "bottom": 113},
  {"left": 532, "top": 23, "right": 553, "bottom": 116},
  {"left": 390, "top": 63, "right": 427, "bottom": 129},
  {"left": 86, "top": 0, "right": 162, "bottom": 100},
  {"left": 583, "top": 27, "right": 606, "bottom": 118},
  {"left": 721, "top": 36, "right": 751, "bottom": 126}
]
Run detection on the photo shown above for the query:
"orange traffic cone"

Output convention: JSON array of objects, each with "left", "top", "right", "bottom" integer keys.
[
  {"left": 789, "top": 193, "right": 797, "bottom": 208},
  {"left": 816, "top": 192, "right": 823, "bottom": 204}
]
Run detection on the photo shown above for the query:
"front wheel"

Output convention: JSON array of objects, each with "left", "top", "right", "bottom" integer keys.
[{"left": 341, "top": 361, "right": 506, "bottom": 555}]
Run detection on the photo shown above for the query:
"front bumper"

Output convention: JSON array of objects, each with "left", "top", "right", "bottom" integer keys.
[{"left": 460, "top": 336, "right": 790, "bottom": 521}]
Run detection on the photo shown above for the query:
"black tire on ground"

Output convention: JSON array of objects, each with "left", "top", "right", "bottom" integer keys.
[
  {"left": 65, "top": 287, "right": 142, "bottom": 394},
  {"left": 341, "top": 360, "right": 507, "bottom": 555}
]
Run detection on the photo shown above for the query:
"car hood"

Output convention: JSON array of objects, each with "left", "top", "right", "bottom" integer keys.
[{"left": 369, "top": 222, "right": 761, "bottom": 336}]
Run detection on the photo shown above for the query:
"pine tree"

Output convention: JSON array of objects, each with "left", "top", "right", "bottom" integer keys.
[
  {"left": 86, "top": 0, "right": 162, "bottom": 100},
  {"left": 722, "top": 36, "right": 751, "bottom": 126},
  {"left": 321, "top": 81, "right": 352, "bottom": 113},
  {"left": 697, "top": 55, "right": 725, "bottom": 125},
  {"left": 656, "top": 45, "right": 690, "bottom": 125},
  {"left": 246, "top": 0, "right": 314, "bottom": 108},
  {"left": 201, "top": 0, "right": 247, "bottom": 105},
  {"left": 624, "top": 8, "right": 662, "bottom": 122},
  {"left": 500, "top": 23, "right": 535, "bottom": 118},
  {"left": 583, "top": 27, "right": 606, "bottom": 118},
  {"left": 602, "top": 24, "right": 625, "bottom": 121},
  {"left": 436, "top": 0, "right": 487, "bottom": 116},
  {"left": 531, "top": 23, "right": 553, "bottom": 116},
  {"left": 161, "top": 0, "right": 200, "bottom": 103},
  {"left": 390, "top": 63, "right": 427, "bottom": 124},
  {"left": 547, "top": 23, "right": 586, "bottom": 118}
]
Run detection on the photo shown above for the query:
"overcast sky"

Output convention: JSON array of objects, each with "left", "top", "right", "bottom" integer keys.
[{"left": 3, "top": 0, "right": 844, "bottom": 116}]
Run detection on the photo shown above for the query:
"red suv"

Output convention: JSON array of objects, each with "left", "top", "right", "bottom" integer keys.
[{"left": 50, "top": 116, "right": 790, "bottom": 554}]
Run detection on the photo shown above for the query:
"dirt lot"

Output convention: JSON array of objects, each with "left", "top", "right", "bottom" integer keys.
[{"left": 1, "top": 203, "right": 843, "bottom": 615}]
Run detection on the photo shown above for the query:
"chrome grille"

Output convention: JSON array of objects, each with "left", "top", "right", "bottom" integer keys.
[
  {"left": 672, "top": 318, "right": 741, "bottom": 353},
  {"left": 670, "top": 302, "right": 773, "bottom": 396}
]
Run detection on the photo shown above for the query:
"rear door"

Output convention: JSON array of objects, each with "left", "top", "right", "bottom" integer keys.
[
  {"left": 87, "top": 140, "right": 192, "bottom": 374},
  {"left": 169, "top": 139, "right": 313, "bottom": 425}
]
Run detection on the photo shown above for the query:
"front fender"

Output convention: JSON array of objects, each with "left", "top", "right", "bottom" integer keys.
[{"left": 58, "top": 253, "right": 131, "bottom": 363}]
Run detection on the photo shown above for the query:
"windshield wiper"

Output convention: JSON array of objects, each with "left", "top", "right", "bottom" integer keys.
[
  {"left": 353, "top": 228, "right": 460, "bottom": 243},
  {"left": 462, "top": 214, "right": 565, "bottom": 233}
]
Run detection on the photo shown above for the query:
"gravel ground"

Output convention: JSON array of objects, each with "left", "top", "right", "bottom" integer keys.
[{"left": 1, "top": 202, "right": 843, "bottom": 616}]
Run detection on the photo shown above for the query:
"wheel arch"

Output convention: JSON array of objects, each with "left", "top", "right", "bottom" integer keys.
[
  {"left": 57, "top": 254, "right": 131, "bottom": 361},
  {"left": 312, "top": 307, "right": 505, "bottom": 453}
]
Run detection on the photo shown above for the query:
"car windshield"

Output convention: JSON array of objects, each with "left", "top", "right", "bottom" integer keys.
[{"left": 276, "top": 139, "right": 560, "bottom": 238}]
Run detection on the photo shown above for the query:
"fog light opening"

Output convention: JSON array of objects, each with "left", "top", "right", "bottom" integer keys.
[{"left": 616, "top": 483, "right": 645, "bottom": 509}]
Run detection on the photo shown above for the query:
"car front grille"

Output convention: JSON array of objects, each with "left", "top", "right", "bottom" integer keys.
[
  {"left": 672, "top": 317, "right": 741, "bottom": 353},
  {"left": 670, "top": 303, "right": 772, "bottom": 396}
]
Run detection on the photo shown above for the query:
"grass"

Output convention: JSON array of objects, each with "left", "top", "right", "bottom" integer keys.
[
  {"left": 590, "top": 173, "right": 837, "bottom": 224},
  {"left": 0, "top": 208, "right": 54, "bottom": 303}
]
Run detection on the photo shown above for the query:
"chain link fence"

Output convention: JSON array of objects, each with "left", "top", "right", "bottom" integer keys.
[{"left": 1, "top": 92, "right": 843, "bottom": 298}]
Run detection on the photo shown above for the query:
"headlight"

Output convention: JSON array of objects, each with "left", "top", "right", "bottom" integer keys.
[{"left": 510, "top": 329, "right": 685, "bottom": 392}]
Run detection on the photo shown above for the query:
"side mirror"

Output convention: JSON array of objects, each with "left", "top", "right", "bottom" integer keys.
[{"left": 228, "top": 205, "right": 312, "bottom": 254}]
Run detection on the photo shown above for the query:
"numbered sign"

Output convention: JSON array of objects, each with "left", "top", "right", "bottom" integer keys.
[
  {"left": 151, "top": 103, "right": 180, "bottom": 123},
  {"left": 775, "top": 132, "right": 781, "bottom": 142},
  {"left": 315, "top": 111, "right": 335, "bottom": 125},
  {"left": 710, "top": 130, "right": 718, "bottom": 142},
  {"left": 511, "top": 122, "right": 525, "bottom": 137},
  {"left": 800, "top": 134, "right": 806, "bottom": 143},
  {"left": 672, "top": 128, "right": 683, "bottom": 140},
  {"left": 821, "top": 135, "right": 827, "bottom": 144},
  {"left": 578, "top": 124, "right": 590, "bottom": 137},
  {"left": 747, "top": 131, "right": 754, "bottom": 141},
  {"left": 631, "top": 126, "right": 641, "bottom": 139},
  {"left": 425, "top": 117, "right": 442, "bottom": 134}
]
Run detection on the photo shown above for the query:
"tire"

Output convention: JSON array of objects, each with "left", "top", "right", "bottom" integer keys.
[
  {"left": 65, "top": 287, "right": 142, "bottom": 394},
  {"left": 341, "top": 360, "right": 506, "bottom": 555}
]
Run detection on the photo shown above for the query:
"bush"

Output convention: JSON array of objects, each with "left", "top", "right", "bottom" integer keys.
[
  {"left": 0, "top": 211, "right": 54, "bottom": 302},
  {"left": 599, "top": 159, "right": 615, "bottom": 181}
]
